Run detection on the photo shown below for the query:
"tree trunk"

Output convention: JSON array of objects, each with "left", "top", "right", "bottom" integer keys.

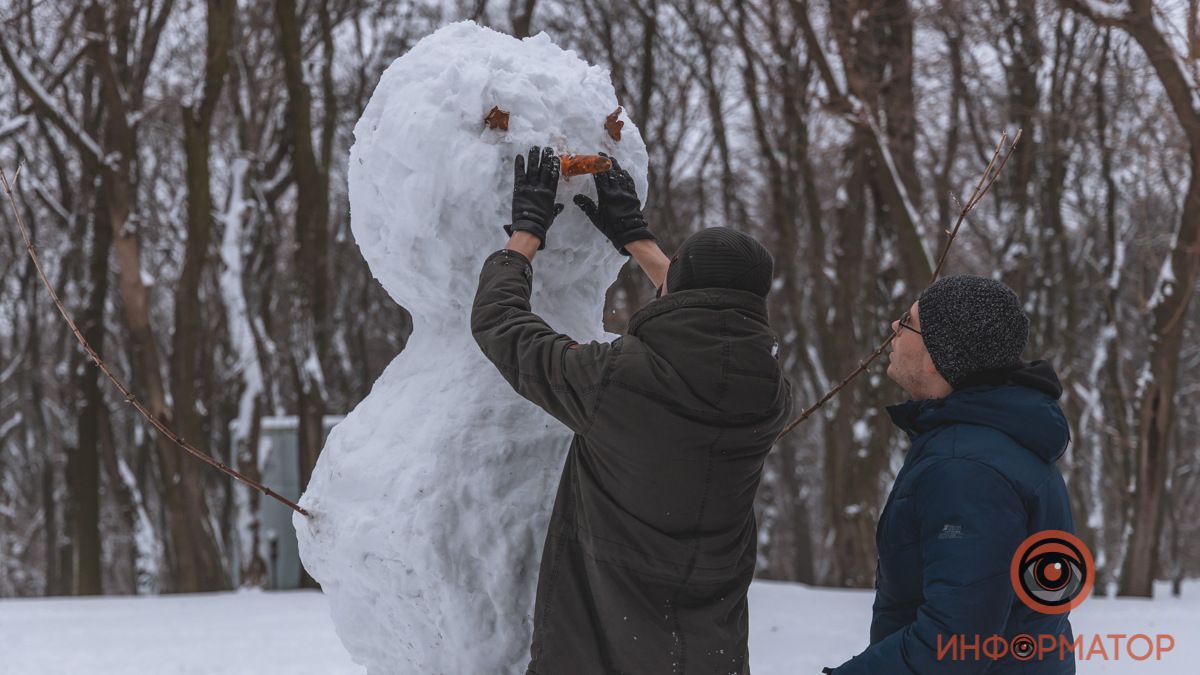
[
  {"left": 275, "top": 0, "right": 333, "bottom": 369},
  {"left": 84, "top": 0, "right": 227, "bottom": 592},
  {"left": 68, "top": 174, "right": 113, "bottom": 596},
  {"left": 275, "top": 0, "right": 333, "bottom": 587},
  {"left": 1000, "top": 0, "right": 1042, "bottom": 293},
  {"left": 510, "top": 0, "right": 538, "bottom": 39},
  {"left": 824, "top": 133, "right": 878, "bottom": 587},
  {"left": 173, "top": 0, "right": 234, "bottom": 590},
  {"left": 810, "top": 0, "right": 924, "bottom": 587},
  {"left": 876, "top": 0, "right": 921, "bottom": 211},
  {"left": 1065, "top": 0, "right": 1200, "bottom": 597},
  {"left": 1117, "top": 18, "right": 1200, "bottom": 591}
]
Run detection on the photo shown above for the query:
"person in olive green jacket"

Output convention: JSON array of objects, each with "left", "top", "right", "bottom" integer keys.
[{"left": 472, "top": 146, "right": 792, "bottom": 675}]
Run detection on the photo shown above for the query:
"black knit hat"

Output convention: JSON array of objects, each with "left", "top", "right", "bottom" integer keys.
[
  {"left": 917, "top": 275, "right": 1029, "bottom": 388},
  {"left": 665, "top": 227, "right": 773, "bottom": 298}
]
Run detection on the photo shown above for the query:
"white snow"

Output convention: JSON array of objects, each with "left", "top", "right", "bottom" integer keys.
[
  {"left": 1109, "top": 237, "right": 1125, "bottom": 290},
  {"left": 0, "top": 114, "right": 28, "bottom": 138},
  {"left": 1152, "top": 8, "right": 1200, "bottom": 114},
  {"left": 1076, "top": 323, "right": 1117, "bottom": 542},
  {"left": 218, "top": 157, "right": 273, "bottom": 590},
  {"left": 2, "top": 581, "right": 1197, "bottom": 674},
  {"left": 806, "top": 343, "right": 830, "bottom": 393},
  {"left": 294, "top": 21, "right": 644, "bottom": 675},
  {"left": 1147, "top": 251, "right": 1177, "bottom": 310},
  {"left": 852, "top": 419, "right": 871, "bottom": 443},
  {"left": 1081, "top": 1, "right": 1130, "bottom": 22},
  {"left": 117, "top": 457, "right": 162, "bottom": 594},
  {"left": 218, "top": 157, "right": 260, "bottom": 448},
  {"left": 0, "top": 591, "right": 359, "bottom": 675}
]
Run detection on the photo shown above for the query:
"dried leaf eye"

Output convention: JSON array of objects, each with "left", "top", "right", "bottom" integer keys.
[
  {"left": 605, "top": 107, "right": 623, "bottom": 141},
  {"left": 484, "top": 106, "right": 509, "bottom": 131}
]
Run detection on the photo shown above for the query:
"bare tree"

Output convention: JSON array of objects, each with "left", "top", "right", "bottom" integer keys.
[{"left": 1065, "top": 0, "right": 1200, "bottom": 598}]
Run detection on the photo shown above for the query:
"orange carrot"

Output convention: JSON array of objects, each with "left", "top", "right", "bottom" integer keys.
[{"left": 559, "top": 154, "right": 612, "bottom": 178}]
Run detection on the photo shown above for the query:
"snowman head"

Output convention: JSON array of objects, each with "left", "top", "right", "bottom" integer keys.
[{"left": 348, "top": 21, "right": 645, "bottom": 340}]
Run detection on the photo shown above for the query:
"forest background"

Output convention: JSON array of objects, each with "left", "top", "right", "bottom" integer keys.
[{"left": 1, "top": 0, "right": 1198, "bottom": 602}]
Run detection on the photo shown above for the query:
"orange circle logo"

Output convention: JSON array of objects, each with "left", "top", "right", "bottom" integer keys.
[
  {"left": 1011, "top": 530, "right": 1094, "bottom": 614},
  {"left": 1011, "top": 634, "right": 1037, "bottom": 660}
]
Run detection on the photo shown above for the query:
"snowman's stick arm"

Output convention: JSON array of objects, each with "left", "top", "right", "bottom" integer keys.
[
  {"left": 775, "top": 129, "right": 1022, "bottom": 442},
  {"left": 1, "top": 164, "right": 311, "bottom": 518}
]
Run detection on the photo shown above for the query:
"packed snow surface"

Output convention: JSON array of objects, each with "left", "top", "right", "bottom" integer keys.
[
  {"left": 2, "top": 582, "right": 1198, "bottom": 674},
  {"left": 293, "top": 21, "right": 644, "bottom": 675}
]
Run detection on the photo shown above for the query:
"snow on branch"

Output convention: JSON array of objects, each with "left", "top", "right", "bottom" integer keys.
[
  {"left": 860, "top": 109, "right": 935, "bottom": 273},
  {"left": 1152, "top": 7, "right": 1200, "bottom": 114},
  {"left": 218, "top": 158, "right": 266, "bottom": 448},
  {"left": 1146, "top": 244, "right": 1177, "bottom": 311},
  {"left": 0, "top": 115, "right": 28, "bottom": 140},
  {"left": 793, "top": 3, "right": 938, "bottom": 277},
  {"left": 29, "top": 173, "right": 72, "bottom": 225},
  {"left": 1079, "top": 0, "right": 1133, "bottom": 22},
  {"left": 0, "top": 35, "right": 107, "bottom": 165}
]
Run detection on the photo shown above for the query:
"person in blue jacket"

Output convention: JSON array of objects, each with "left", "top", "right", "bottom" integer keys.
[{"left": 828, "top": 275, "right": 1077, "bottom": 674}]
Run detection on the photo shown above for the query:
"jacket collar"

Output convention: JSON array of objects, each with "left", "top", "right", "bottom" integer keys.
[
  {"left": 886, "top": 367, "right": 1071, "bottom": 463},
  {"left": 886, "top": 360, "right": 1065, "bottom": 438},
  {"left": 628, "top": 288, "right": 769, "bottom": 336},
  {"left": 886, "top": 398, "right": 942, "bottom": 438}
]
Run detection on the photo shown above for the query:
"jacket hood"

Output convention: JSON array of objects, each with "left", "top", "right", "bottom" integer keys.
[
  {"left": 887, "top": 360, "right": 1070, "bottom": 463},
  {"left": 628, "top": 288, "right": 788, "bottom": 419}
]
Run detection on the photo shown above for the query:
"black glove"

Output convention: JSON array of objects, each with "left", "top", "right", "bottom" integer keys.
[
  {"left": 505, "top": 145, "right": 564, "bottom": 250},
  {"left": 572, "top": 153, "right": 655, "bottom": 255}
]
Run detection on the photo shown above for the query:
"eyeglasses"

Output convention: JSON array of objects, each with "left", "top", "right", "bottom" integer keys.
[{"left": 898, "top": 312, "right": 922, "bottom": 336}]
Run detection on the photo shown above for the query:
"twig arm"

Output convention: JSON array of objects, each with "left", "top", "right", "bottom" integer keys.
[
  {"left": 1, "top": 164, "right": 310, "bottom": 518},
  {"left": 775, "top": 131, "right": 1022, "bottom": 442}
]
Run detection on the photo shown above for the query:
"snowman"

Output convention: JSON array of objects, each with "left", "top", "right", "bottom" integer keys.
[{"left": 294, "top": 21, "right": 648, "bottom": 675}]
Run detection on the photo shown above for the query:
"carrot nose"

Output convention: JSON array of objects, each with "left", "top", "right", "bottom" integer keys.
[{"left": 559, "top": 154, "right": 612, "bottom": 178}]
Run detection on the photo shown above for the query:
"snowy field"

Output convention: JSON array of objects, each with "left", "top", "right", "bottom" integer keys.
[{"left": 1, "top": 580, "right": 1196, "bottom": 674}]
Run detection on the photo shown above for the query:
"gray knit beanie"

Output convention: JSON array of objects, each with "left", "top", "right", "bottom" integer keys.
[
  {"left": 666, "top": 227, "right": 774, "bottom": 298},
  {"left": 917, "top": 275, "right": 1029, "bottom": 387}
]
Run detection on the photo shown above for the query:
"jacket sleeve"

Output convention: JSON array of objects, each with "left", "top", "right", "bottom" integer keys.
[
  {"left": 470, "top": 249, "right": 612, "bottom": 435},
  {"left": 833, "top": 457, "right": 1026, "bottom": 675}
]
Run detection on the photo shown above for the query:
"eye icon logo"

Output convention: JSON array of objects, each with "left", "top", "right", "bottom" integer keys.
[{"left": 1011, "top": 530, "right": 1094, "bottom": 614}]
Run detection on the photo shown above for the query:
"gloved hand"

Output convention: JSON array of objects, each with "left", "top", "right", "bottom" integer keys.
[
  {"left": 505, "top": 145, "right": 564, "bottom": 250},
  {"left": 572, "top": 153, "right": 655, "bottom": 255}
]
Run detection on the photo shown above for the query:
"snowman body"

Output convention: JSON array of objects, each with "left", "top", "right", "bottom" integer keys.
[{"left": 294, "top": 22, "right": 647, "bottom": 674}]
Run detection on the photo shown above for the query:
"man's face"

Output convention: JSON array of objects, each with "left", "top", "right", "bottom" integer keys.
[{"left": 886, "top": 300, "right": 947, "bottom": 399}]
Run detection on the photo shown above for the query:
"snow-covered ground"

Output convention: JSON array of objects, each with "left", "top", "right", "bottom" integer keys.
[{"left": 1, "top": 580, "right": 1195, "bottom": 674}]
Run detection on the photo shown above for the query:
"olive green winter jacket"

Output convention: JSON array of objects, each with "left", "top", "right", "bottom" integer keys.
[{"left": 472, "top": 248, "right": 791, "bottom": 675}]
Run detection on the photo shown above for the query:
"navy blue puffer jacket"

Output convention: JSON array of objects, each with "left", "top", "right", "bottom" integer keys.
[{"left": 833, "top": 361, "right": 1077, "bottom": 674}]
